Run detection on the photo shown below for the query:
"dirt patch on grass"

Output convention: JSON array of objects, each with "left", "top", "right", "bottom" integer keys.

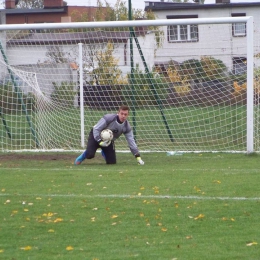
[{"left": 0, "top": 153, "right": 75, "bottom": 161}]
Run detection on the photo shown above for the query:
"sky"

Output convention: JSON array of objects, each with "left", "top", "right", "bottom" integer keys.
[{"left": 65, "top": 0, "right": 260, "bottom": 10}]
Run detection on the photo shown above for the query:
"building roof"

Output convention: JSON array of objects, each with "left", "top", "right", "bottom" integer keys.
[
  {"left": 3, "top": 7, "right": 67, "bottom": 14},
  {"left": 144, "top": 1, "right": 260, "bottom": 11},
  {"left": 7, "top": 31, "right": 136, "bottom": 46}
]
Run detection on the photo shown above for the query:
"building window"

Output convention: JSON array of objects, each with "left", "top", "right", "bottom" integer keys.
[
  {"left": 233, "top": 57, "right": 247, "bottom": 74},
  {"left": 167, "top": 15, "right": 198, "bottom": 43},
  {"left": 231, "top": 13, "right": 246, "bottom": 37}
]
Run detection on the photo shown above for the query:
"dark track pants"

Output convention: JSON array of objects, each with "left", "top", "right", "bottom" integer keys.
[{"left": 86, "top": 129, "right": 116, "bottom": 164}]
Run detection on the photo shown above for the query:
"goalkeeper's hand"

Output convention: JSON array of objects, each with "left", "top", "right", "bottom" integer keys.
[
  {"left": 135, "top": 154, "right": 144, "bottom": 165},
  {"left": 99, "top": 140, "right": 111, "bottom": 147},
  {"left": 137, "top": 157, "right": 144, "bottom": 165}
]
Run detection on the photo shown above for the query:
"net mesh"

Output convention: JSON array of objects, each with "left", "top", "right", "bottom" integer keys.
[{"left": 0, "top": 19, "right": 258, "bottom": 152}]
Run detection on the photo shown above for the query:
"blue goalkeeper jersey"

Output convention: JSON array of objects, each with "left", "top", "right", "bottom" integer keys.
[{"left": 93, "top": 113, "right": 139, "bottom": 156}]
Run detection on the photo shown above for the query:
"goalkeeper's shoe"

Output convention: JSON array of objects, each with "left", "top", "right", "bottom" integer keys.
[{"left": 74, "top": 150, "right": 87, "bottom": 165}]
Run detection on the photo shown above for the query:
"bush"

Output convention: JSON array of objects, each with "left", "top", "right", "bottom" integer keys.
[
  {"left": 125, "top": 66, "right": 169, "bottom": 107},
  {"left": 51, "top": 81, "right": 77, "bottom": 107},
  {"left": 0, "top": 83, "right": 36, "bottom": 114}
]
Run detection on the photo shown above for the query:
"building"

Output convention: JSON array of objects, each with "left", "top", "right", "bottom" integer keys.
[
  {"left": 1, "top": 21, "right": 154, "bottom": 98},
  {"left": 4, "top": 0, "right": 102, "bottom": 24},
  {"left": 145, "top": 0, "right": 260, "bottom": 74}
]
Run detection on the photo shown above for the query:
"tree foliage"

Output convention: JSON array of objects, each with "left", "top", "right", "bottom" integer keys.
[
  {"left": 45, "top": 46, "right": 70, "bottom": 64},
  {"left": 71, "top": 0, "right": 163, "bottom": 48},
  {"left": 90, "top": 42, "right": 128, "bottom": 85},
  {"left": 71, "top": 0, "right": 153, "bottom": 23},
  {"left": 167, "top": 56, "right": 227, "bottom": 82},
  {"left": 125, "top": 65, "right": 169, "bottom": 106},
  {"left": 15, "top": 0, "right": 67, "bottom": 8},
  {"left": 16, "top": 0, "right": 44, "bottom": 9}
]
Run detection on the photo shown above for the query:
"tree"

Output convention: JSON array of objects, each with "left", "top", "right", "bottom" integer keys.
[
  {"left": 15, "top": 0, "right": 67, "bottom": 8},
  {"left": 90, "top": 42, "right": 128, "bottom": 85},
  {"left": 16, "top": 0, "right": 44, "bottom": 8},
  {"left": 71, "top": 0, "right": 154, "bottom": 23},
  {"left": 45, "top": 46, "right": 70, "bottom": 64},
  {"left": 71, "top": 0, "right": 163, "bottom": 48},
  {"left": 43, "top": 0, "right": 163, "bottom": 87}
]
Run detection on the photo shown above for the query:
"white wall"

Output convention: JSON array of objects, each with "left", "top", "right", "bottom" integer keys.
[
  {"left": 153, "top": 6, "right": 260, "bottom": 71},
  {"left": 6, "top": 33, "right": 155, "bottom": 76}
]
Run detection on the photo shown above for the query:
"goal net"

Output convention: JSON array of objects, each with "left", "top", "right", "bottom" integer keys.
[{"left": 0, "top": 17, "right": 258, "bottom": 153}]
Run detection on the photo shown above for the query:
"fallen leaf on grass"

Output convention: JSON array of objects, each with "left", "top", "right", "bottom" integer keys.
[
  {"left": 194, "top": 214, "right": 205, "bottom": 220},
  {"left": 53, "top": 218, "right": 63, "bottom": 223},
  {"left": 194, "top": 186, "right": 201, "bottom": 192},
  {"left": 152, "top": 186, "right": 160, "bottom": 193},
  {"left": 42, "top": 212, "right": 54, "bottom": 217},
  {"left": 20, "top": 246, "right": 32, "bottom": 251},
  {"left": 11, "top": 210, "right": 18, "bottom": 216},
  {"left": 246, "top": 242, "right": 257, "bottom": 246},
  {"left": 222, "top": 217, "right": 235, "bottom": 221}
]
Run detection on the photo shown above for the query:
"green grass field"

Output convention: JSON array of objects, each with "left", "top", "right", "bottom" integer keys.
[{"left": 0, "top": 152, "right": 260, "bottom": 259}]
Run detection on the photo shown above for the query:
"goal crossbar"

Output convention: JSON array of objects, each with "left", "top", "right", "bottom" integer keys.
[{"left": 0, "top": 17, "right": 252, "bottom": 31}]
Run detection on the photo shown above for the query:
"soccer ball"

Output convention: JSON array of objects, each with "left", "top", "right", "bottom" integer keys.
[{"left": 101, "top": 129, "right": 113, "bottom": 141}]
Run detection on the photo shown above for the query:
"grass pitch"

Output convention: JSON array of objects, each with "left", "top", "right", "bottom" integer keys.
[{"left": 0, "top": 152, "right": 260, "bottom": 259}]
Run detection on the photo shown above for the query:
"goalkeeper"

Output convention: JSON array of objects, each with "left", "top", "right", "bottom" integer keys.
[{"left": 74, "top": 105, "right": 144, "bottom": 165}]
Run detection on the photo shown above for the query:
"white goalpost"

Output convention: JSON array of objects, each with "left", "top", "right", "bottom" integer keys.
[{"left": 0, "top": 17, "right": 258, "bottom": 153}]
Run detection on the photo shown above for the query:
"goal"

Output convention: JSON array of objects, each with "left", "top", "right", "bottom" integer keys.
[{"left": 0, "top": 17, "right": 258, "bottom": 153}]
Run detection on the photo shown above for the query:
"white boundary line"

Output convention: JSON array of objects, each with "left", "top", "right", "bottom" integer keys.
[
  {"left": 0, "top": 193, "right": 259, "bottom": 201},
  {"left": 1, "top": 167, "right": 260, "bottom": 173}
]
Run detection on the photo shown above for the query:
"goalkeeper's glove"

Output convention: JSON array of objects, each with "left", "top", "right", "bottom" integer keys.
[
  {"left": 99, "top": 140, "right": 111, "bottom": 147},
  {"left": 135, "top": 154, "right": 144, "bottom": 165}
]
